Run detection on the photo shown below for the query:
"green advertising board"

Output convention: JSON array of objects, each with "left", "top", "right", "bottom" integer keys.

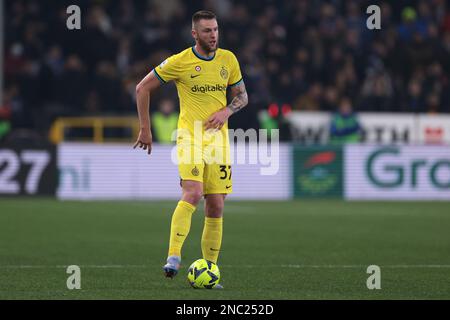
[{"left": 293, "top": 145, "right": 343, "bottom": 198}]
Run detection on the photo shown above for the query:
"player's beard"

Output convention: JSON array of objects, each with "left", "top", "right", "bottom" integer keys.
[{"left": 198, "top": 37, "right": 218, "bottom": 55}]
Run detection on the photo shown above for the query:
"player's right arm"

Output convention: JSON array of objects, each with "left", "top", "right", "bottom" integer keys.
[
  {"left": 133, "top": 70, "right": 162, "bottom": 155},
  {"left": 134, "top": 55, "right": 180, "bottom": 154}
]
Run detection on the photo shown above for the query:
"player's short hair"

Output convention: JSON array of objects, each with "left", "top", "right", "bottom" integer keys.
[{"left": 192, "top": 10, "right": 217, "bottom": 28}]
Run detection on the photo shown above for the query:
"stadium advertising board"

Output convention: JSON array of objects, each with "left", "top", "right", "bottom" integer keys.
[
  {"left": 293, "top": 146, "right": 343, "bottom": 198},
  {"left": 58, "top": 143, "right": 291, "bottom": 200},
  {"left": 417, "top": 114, "right": 450, "bottom": 145},
  {"left": 285, "top": 112, "right": 330, "bottom": 145},
  {"left": 345, "top": 145, "right": 450, "bottom": 200},
  {"left": 0, "top": 144, "right": 58, "bottom": 197},
  {"left": 286, "top": 112, "right": 450, "bottom": 145},
  {"left": 357, "top": 113, "right": 416, "bottom": 144}
]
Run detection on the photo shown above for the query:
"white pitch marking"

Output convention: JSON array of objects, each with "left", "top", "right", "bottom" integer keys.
[
  {"left": 279, "top": 264, "right": 450, "bottom": 269},
  {"left": 1, "top": 264, "right": 450, "bottom": 269}
]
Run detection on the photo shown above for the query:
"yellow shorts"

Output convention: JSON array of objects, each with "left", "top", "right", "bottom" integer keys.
[{"left": 177, "top": 144, "right": 232, "bottom": 195}]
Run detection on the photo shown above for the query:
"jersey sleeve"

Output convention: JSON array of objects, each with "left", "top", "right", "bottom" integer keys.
[
  {"left": 228, "top": 53, "right": 243, "bottom": 87},
  {"left": 152, "top": 54, "right": 180, "bottom": 84}
]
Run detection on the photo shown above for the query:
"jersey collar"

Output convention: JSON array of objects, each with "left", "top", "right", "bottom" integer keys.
[{"left": 192, "top": 46, "right": 216, "bottom": 61}]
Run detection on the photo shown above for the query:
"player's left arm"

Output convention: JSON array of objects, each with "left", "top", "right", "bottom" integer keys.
[
  {"left": 227, "top": 81, "right": 249, "bottom": 115},
  {"left": 205, "top": 81, "right": 248, "bottom": 130}
]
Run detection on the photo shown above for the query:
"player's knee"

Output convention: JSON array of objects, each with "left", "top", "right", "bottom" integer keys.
[
  {"left": 205, "top": 201, "right": 224, "bottom": 217},
  {"left": 183, "top": 190, "right": 203, "bottom": 206}
]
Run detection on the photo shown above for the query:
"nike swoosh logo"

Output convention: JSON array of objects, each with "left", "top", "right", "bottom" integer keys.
[
  {"left": 226, "top": 186, "right": 232, "bottom": 189},
  {"left": 190, "top": 74, "right": 201, "bottom": 78},
  {"left": 210, "top": 248, "right": 220, "bottom": 252},
  {"left": 176, "top": 233, "right": 186, "bottom": 237}
]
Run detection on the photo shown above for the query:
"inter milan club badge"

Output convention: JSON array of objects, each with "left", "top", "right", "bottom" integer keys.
[
  {"left": 220, "top": 66, "right": 228, "bottom": 79},
  {"left": 191, "top": 166, "right": 200, "bottom": 176},
  {"left": 195, "top": 66, "right": 201, "bottom": 72}
]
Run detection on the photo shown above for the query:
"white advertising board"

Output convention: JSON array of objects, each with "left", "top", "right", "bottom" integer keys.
[
  {"left": 357, "top": 113, "right": 416, "bottom": 144},
  {"left": 345, "top": 145, "right": 450, "bottom": 200},
  {"left": 57, "top": 143, "right": 292, "bottom": 200},
  {"left": 285, "top": 112, "right": 331, "bottom": 145}
]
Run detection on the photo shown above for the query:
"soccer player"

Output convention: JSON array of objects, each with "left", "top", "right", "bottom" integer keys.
[{"left": 133, "top": 10, "right": 248, "bottom": 286}]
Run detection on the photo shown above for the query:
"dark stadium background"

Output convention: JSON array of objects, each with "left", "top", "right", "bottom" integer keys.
[{"left": 2, "top": 0, "right": 449, "bottom": 141}]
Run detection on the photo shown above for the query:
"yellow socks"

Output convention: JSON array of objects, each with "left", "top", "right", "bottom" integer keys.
[
  {"left": 167, "top": 201, "right": 223, "bottom": 265},
  {"left": 168, "top": 201, "right": 196, "bottom": 257},
  {"left": 201, "top": 217, "right": 223, "bottom": 264}
]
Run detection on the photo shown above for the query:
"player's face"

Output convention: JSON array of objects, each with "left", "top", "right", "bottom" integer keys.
[{"left": 193, "top": 19, "right": 219, "bottom": 53}]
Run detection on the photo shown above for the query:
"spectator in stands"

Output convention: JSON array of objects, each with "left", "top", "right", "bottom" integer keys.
[
  {"left": 426, "top": 93, "right": 441, "bottom": 114},
  {"left": 151, "top": 98, "right": 179, "bottom": 144},
  {"left": 91, "top": 61, "right": 122, "bottom": 114},
  {"left": 293, "top": 82, "right": 323, "bottom": 111},
  {"left": 54, "top": 54, "right": 87, "bottom": 113},
  {"left": 329, "top": 96, "right": 361, "bottom": 145},
  {"left": 406, "top": 78, "right": 426, "bottom": 113},
  {"left": 397, "top": 6, "right": 428, "bottom": 42},
  {"left": 359, "top": 63, "right": 394, "bottom": 112},
  {"left": 322, "top": 86, "right": 339, "bottom": 112}
]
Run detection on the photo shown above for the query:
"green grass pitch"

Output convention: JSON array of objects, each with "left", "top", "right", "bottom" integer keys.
[{"left": 0, "top": 199, "right": 449, "bottom": 299}]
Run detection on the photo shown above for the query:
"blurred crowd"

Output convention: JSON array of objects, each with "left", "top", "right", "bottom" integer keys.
[{"left": 2, "top": 0, "right": 450, "bottom": 141}]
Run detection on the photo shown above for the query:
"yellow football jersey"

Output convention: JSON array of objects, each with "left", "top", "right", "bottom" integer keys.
[{"left": 152, "top": 46, "right": 243, "bottom": 146}]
